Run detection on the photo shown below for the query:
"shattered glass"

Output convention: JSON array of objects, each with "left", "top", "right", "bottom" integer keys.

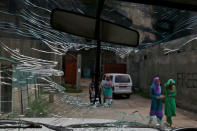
[
  {"left": 0, "top": 0, "right": 196, "bottom": 130},
  {"left": 103, "top": 1, "right": 197, "bottom": 51},
  {"left": 0, "top": 0, "right": 196, "bottom": 54}
]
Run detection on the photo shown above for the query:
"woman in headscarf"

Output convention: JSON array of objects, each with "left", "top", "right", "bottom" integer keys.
[
  {"left": 149, "top": 77, "right": 164, "bottom": 125},
  {"left": 103, "top": 75, "right": 113, "bottom": 105},
  {"left": 164, "top": 79, "right": 176, "bottom": 127}
]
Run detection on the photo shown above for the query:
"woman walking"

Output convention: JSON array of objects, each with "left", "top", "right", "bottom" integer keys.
[
  {"left": 103, "top": 75, "right": 113, "bottom": 105},
  {"left": 164, "top": 79, "right": 176, "bottom": 127},
  {"left": 149, "top": 77, "right": 164, "bottom": 125}
]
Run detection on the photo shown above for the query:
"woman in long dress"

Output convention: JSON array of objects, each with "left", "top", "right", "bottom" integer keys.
[
  {"left": 149, "top": 77, "right": 164, "bottom": 125},
  {"left": 103, "top": 75, "right": 113, "bottom": 105},
  {"left": 164, "top": 79, "right": 176, "bottom": 127}
]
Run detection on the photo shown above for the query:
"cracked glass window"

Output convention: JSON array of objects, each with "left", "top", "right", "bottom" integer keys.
[{"left": 0, "top": 0, "right": 196, "bottom": 130}]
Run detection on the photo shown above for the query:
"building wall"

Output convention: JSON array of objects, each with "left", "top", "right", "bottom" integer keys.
[
  {"left": 65, "top": 49, "right": 127, "bottom": 79},
  {"left": 128, "top": 38, "right": 197, "bottom": 112},
  {"left": 0, "top": 38, "right": 63, "bottom": 114},
  {"left": 12, "top": 84, "right": 38, "bottom": 115},
  {"left": 0, "top": 38, "right": 63, "bottom": 84},
  {"left": 12, "top": 87, "right": 21, "bottom": 114}
]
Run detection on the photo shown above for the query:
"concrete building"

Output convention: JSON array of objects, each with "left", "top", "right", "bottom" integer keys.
[
  {"left": 64, "top": 49, "right": 127, "bottom": 86},
  {"left": 127, "top": 35, "right": 197, "bottom": 112}
]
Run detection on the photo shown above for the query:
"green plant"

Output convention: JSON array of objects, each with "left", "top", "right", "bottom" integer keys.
[
  {"left": 65, "top": 87, "right": 82, "bottom": 93},
  {"left": 135, "top": 88, "right": 151, "bottom": 99},
  {"left": 25, "top": 98, "right": 49, "bottom": 117},
  {"left": 61, "top": 84, "right": 82, "bottom": 93},
  {"left": 40, "top": 87, "right": 45, "bottom": 94},
  {"left": 9, "top": 111, "right": 20, "bottom": 118},
  {"left": 61, "top": 83, "right": 66, "bottom": 88},
  {"left": 139, "top": 91, "right": 151, "bottom": 99}
]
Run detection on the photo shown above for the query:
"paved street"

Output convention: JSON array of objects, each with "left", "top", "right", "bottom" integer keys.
[{"left": 46, "top": 79, "right": 197, "bottom": 128}]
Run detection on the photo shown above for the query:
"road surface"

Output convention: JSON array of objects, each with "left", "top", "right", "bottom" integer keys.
[{"left": 47, "top": 79, "right": 197, "bottom": 128}]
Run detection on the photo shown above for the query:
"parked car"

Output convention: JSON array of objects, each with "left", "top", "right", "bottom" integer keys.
[{"left": 101, "top": 73, "right": 132, "bottom": 98}]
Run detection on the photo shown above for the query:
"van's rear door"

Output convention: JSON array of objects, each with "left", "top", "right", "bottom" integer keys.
[{"left": 114, "top": 75, "right": 132, "bottom": 87}]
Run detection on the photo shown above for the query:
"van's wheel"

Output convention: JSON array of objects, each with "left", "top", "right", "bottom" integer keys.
[
  {"left": 113, "top": 94, "right": 116, "bottom": 99},
  {"left": 126, "top": 94, "right": 130, "bottom": 98}
]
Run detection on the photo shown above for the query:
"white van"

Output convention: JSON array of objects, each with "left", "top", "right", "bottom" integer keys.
[{"left": 101, "top": 73, "right": 132, "bottom": 98}]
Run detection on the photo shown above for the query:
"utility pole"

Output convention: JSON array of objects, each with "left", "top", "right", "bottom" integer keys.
[
  {"left": 76, "top": 53, "right": 81, "bottom": 90},
  {"left": 94, "top": 0, "right": 105, "bottom": 103}
]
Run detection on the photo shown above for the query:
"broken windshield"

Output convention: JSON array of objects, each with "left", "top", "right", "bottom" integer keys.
[{"left": 0, "top": 0, "right": 197, "bottom": 130}]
